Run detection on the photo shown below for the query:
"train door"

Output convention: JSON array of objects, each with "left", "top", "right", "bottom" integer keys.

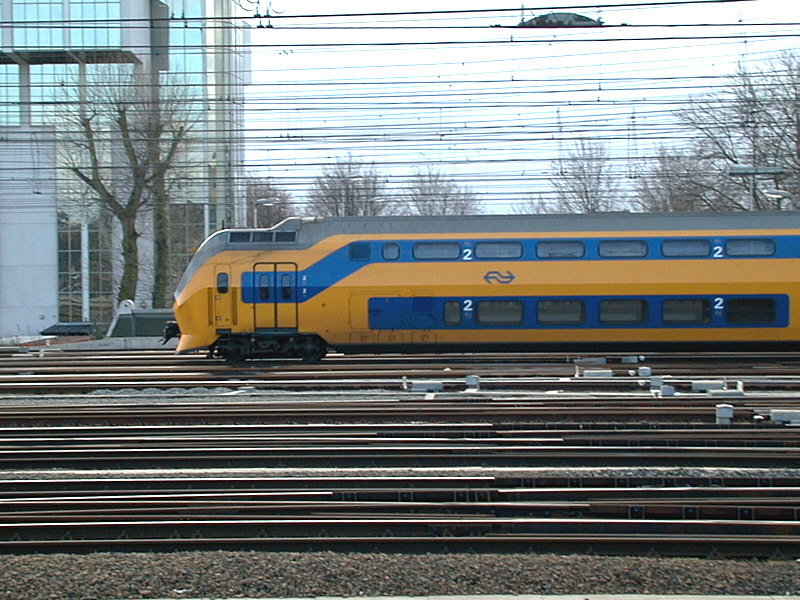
[
  {"left": 213, "top": 265, "right": 232, "bottom": 328},
  {"left": 252, "top": 262, "right": 298, "bottom": 330}
]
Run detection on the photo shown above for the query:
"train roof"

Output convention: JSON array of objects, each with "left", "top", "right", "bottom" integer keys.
[
  {"left": 174, "top": 211, "right": 800, "bottom": 299},
  {"left": 278, "top": 210, "right": 800, "bottom": 235},
  {"left": 219, "top": 211, "right": 800, "bottom": 249}
]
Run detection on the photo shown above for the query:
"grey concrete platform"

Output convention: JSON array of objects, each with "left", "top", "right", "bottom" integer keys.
[{"left": 2, "top": 335, "right": 177, "bottom": 351}]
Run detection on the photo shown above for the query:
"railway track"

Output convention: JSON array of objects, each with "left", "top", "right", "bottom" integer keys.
[
  {"left": 1, "top": 472, "right": 799, "bottom": 555},
  {"left": 2, "top": 427, "right": 799, "bottom": 469},
  {"left": 5, "top": 348, "right": 800, "bottom": 393},
  {"left": 1, "top": 349, "right": 799, "bottom": 556}
]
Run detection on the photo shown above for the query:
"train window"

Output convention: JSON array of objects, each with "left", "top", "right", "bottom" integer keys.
[
  {"left": 599, "top": 299, "right": 647, "bottom": 324},
  {"left": 536, "top": 299, "right": 585, "bottom": 325},
  {"left": 349, "top": 242, "right": 371, "bottom": 261},
  {"left": 475, "top": 300, "right": 523, "bottom": 325},
  {"left": 726, "top": 297, "right": 776, "bottom": 324},
  {"left": 662, "top": 298, "right": 710, "bottom": 324},
  {"left": 258, "top": 274, "right": 270, "bottom": 301},
  {"left": 725, "top": 238, "right": 775, "bottom": 257},
  {"left": 443, "top": 301, "right": 462, "bottom": 326},
  {"left": 229, "top": 231, "right": 250, "bottom": 243},
  {"left": 413, "top": 242, "right": 461, "bottom": 260},
  {"left": 216, "top": 272, "right": 229, "bottom": 294},
  {"left": 536, "top": 240, "right": 585, "bottom": 259},
  {"left": 281, "top": 274, "right": 292, "bottom": 300},
  {"left": 661, "top": 239, "right": 711, "bottom": 257},
  {"left": 252, "top": 232, "right": 274, "bottom": 243},
  {"left": 598, "top": 240, "right": 648, "bottom": 258},
  {"left": 382, "top": 243, "right": 400, "bottom": 260},
  {"left": 274, "top": 231, "right": 297, "bottom": 243},
  {"left": 474, "top": 241, "right": 523, "bottom": 259}
]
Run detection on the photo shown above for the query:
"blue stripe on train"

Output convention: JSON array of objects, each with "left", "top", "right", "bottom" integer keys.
[
  {"left": 367, "top": 295, "right": 790, "bottom": 330},
  {"left": 240, "top": 235, "right": 800, "bottom": 304}
]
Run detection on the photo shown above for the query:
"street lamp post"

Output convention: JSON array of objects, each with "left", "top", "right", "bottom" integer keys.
[
  {"left": 252, "top": 198, "right": 278, "bottom": 227},
  {"left": 762, "top": 189, "right": 793, "bottom": 210},
  {"left": 727, "top": 166, "right": 786, "bottom": 209}
]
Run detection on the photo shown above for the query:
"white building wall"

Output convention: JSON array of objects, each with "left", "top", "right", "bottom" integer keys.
[{"left": 0, "top": 128, "right": 58, "bottom": 338}]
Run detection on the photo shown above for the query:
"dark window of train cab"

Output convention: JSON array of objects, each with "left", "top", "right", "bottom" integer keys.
[
  {"left": 259, "top": 274, "right": 270, "bottom": 301},
  {"left": 725, "top": 238, "right": 775, "bottom": 257},
  {"left": 598, "top": 239, "right": 648, "bottom": 258},
  {"left": 661, "top": 239, "right": 711, "bottom": 257},
  {"left": 382, "top": 243, "right": 400, "bottom": 260},
  {"left": 274, "top": 231, "right": 297, "bottom": 242},
  {"left": 216, "top": 272, "right": 229, "bottom": 294},
  {"left": 252, "top": 231, "right": 274, "bottom": 243},
  {"left": 413, "top": 242, "right": 461, "bottom": 260},
  {"left": 229, "top": 231, "right": 250, "bottom": 243},
  {"left": 349, "top": 242, "right": 371, "bottom": 261},
  {"left": 443, "top": 301, "right": 462, "bottom": 326},
  {"left": 662, "top": 298, "right": 710, "bottom": 324},
  {"left": 599, "top": 299, "right": 647, "bottom": 324},
  {"left": 536, "top": 240, "right": 585, "bottom": 259},
  {"left": 281, "top": 274, "right": 292, "bottom": 300},
  {"left": 726, "top": 297, "right": 776, "bottom": 324},
  {"left": 537, "top": 299, "right": 585, "bottom": 325},
  {"left": 475, "top": 300, "right": 523, "bottom": 325}
]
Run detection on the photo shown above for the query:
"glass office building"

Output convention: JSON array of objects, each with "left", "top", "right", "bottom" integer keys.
[{"left": 0, "top": 0, "right": 248, "bottom": 332}]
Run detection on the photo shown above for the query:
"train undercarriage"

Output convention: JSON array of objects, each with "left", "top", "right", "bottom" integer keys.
[{"left": 209, "top": 332, "right": 328, "bottom": 363}]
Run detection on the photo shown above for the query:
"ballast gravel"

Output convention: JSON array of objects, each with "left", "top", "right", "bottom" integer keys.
[{"left": 1, "top": 551, "right": 799, "bottom": 600}]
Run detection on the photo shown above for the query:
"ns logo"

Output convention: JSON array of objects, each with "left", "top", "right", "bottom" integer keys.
[{"left": 483, "top": 271, "right": 515, "bottom": 284}]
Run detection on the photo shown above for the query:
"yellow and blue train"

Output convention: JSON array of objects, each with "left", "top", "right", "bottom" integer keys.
[{"left": 169, "top": 211, "right": 800, "bottom": 361}]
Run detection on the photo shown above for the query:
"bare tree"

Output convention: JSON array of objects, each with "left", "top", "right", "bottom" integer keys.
[
  {"left": 304, "top": 157, "right": 389, "bottom": 217},
  {"left": 633, "top": 146, "right": 736, "bottom": 212},
  {"left": 246, "top": 177, "right": 293, "bottom": 227},
  {"left": 672, "top": 51, "right": 800, "bottom": 210},
  {"left": 550, "top": 139, "right": 620, "bottom": 213},
  {"left": 511, "top": 193, "right": 559, "bottom": 214},
  {"left": 58, "top": 66, "right": 197, "bottom": 306},
  {"left": 399, "top": 167, "right": 483, "bottom": 215}
]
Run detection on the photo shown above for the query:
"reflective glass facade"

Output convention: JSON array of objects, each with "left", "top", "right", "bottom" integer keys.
[
  {"left": 13, "top": 0, "right": 64, "bottom": 48},
  {"left": 70, "top": 0, "right": 121, "bottom": 47},
  {"left": 30, "top": 64, "right": 76, "bottom": 125},
  {"left": 1, "top": 0, "right": 247, "bottom": 326},
  {"left": 11, "top": 0, "right": 121, "bottom": 49},
  {"left": 0, "top": 65, "right": 19, "bottom": 126}
]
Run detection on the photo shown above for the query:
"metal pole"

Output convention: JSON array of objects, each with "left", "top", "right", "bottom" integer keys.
[{"left": 79, "top": 63, "right": 90, "bottom": 323}]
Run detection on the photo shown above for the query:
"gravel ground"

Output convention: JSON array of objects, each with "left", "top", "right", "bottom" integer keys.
[{"left": 2, "top": 551, "right": 799, "bottom": 600}]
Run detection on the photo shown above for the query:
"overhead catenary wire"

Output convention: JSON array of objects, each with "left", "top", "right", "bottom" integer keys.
[{"left": 1, "top": 2, "right": 797, "bottom": 215}]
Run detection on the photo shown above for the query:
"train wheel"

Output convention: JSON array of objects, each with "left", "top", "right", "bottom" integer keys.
[
  {"left": 224, "top": 347, "right": 246, "bottom": 364},
  {"left": 299, "top": 336, "right": 327, "bottom": 363},
  {"left": 222, "top": 337, "right": 250, "bottom": 363}
]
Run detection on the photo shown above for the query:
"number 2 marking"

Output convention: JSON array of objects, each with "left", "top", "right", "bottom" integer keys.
[
  {"left": 714, "top": 297, "right": 724, "bottom": 311},
  {"left": 462, "top": 248, "right": 473, "bottom": 261},
  {"left": 713, "top": 246, "right": 724, "bottom": 258},
  {"left": 463, "top": 299, "right": 473, "bottom": 312}
]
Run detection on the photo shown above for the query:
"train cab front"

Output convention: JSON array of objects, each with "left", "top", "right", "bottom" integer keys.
[{"left": 169, "top": 230, "right": 231, "bottom": 355}]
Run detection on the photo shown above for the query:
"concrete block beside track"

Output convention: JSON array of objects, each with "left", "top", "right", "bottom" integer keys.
[{"left": 770, "top": 409, "right": 800, "bottom": 424}]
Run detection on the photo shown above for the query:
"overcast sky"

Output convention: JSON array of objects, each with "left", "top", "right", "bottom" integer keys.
[{"left": 243, "top": 0, "right": 800, "bottom": 213}]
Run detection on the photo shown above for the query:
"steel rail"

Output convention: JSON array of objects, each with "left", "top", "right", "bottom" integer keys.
[
  {"left": 0, "top": 514, "right": 798, "bottom": 556},
  {"left": 0, "top": 403, "right": 797, "bottom": 428},
  {"left": 5, "top": 350, "right": 800, "bottom": 393}
]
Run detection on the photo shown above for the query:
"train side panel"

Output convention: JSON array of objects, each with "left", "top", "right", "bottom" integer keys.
[{"left": 172, "top": 218, "right": 800, "bottom": 359}]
